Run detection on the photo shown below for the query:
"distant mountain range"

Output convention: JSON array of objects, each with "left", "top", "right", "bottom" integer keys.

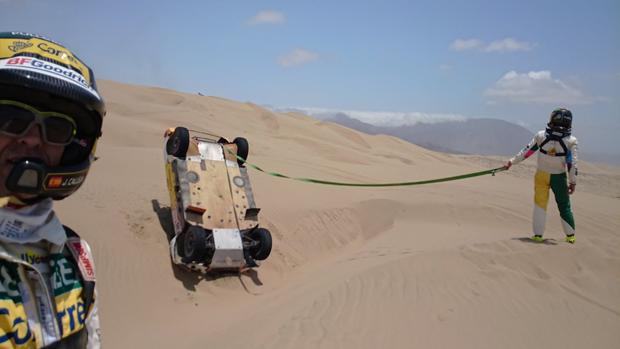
[
  {"left": 321, "top": 113, "right": 533, "bottom": 157},
  {"left": 268, "top": 107, "right": 619, "bottom": 165}
]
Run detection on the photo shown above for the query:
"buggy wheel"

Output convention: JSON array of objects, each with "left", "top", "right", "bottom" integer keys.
[
  {"left": 178, "top": 226, "right": 210, "bottom": 263},
  {"left": 233, "top": 137, "right": 249, "bottom": 167},
  {"left": 166, "top": 127, "right": 190, "bottom": 158},
  {"left": 249, "top": 228, "right": 272, "bottom": 261}
]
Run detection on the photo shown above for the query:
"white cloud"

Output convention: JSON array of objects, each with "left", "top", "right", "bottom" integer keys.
[
  {"left": 451, "top": 37, "right": 535, "bottom": 53},
  {"left": 484, "top": 38, "right": 535, "bottom": 52},
  {"left": 450, "top": 38, "right": 484, "bottom": 51},
  {"left": 278, "top": 48, "right": 319, "bottom": 67},
  {"left": 484, "top": 70, "right": 594, "bottom": 105},
  {"left": 279, "top": 107, "right": 467, "bottom": 127},
  {"left": 247, "top": 10, "right": 285, "bottom": 25},
  {"left": 439, "top": 64, "right": 453, "bottom": 71}
]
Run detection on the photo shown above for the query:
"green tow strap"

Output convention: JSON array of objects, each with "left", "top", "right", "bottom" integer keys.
[{"left": 227, "top": 149, "right": 506, "bottom": 187}]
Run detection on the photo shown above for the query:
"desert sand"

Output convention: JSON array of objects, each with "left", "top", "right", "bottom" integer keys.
[{"left": 54, "top": 80, "right": 620, "bottom": 348}]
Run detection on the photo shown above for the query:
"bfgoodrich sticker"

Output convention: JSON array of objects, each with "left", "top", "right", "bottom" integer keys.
[{"left": 0, "top": 57, "right": 99, "bottom": 98}]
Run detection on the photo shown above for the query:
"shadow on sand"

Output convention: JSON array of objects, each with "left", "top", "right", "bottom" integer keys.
[
  {"left": 151, "top": 199, "right": 175, "bottom": 241},
  {"left": 151, "top": 199, "right": 263, "bottom": 292},
  {"left": 512, "top": 236, "right": 559, "bottom": 245}
]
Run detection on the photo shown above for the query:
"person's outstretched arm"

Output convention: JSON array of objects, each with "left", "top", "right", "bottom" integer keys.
[{"left": 504, "top": 133, "right": 540, "bottom": 169}]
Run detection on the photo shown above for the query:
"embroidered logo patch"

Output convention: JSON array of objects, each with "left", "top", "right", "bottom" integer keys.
[{"left": 66, "top": 238, "right": 96, "bottom": 282}]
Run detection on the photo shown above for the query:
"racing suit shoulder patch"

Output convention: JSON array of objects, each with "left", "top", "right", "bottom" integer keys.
[{"left": 64, "top": 239, "right": 95, "bottom": 283}]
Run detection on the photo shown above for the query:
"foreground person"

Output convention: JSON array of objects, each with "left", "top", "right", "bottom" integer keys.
[{"left": 0, "top": 32, "right": 105, "bottom": 348}]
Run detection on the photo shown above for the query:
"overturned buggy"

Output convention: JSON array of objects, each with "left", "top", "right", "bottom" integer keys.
[{"left": 163, "top": 127, "right": 272, "bottom": 272}]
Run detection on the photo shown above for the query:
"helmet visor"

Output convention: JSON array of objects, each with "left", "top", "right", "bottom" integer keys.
[
  {"left": 549, "top": 109, "right": 572, "bottom": 129},
  {"left": 0, "top": 100, "right": 77, "bottom": 145},
  {"left": 550, "top": 114, "right": 571, "bottom": 128}
]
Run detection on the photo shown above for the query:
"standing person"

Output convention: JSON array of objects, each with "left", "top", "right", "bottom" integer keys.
[
  {"left": 0, "top": 32, "right": 104, "bottom": 347},
  {"left": 504, "top": 108, "right": 578, "bottom": 244}
]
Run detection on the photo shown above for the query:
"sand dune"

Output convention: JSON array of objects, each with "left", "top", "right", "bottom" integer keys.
[{"left": 54, "top": 80, "right": 620, "bottom": 348}]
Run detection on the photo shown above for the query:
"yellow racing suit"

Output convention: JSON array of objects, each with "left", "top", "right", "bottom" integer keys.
[{"left": 0, "top": 198, "right": 100, "bottom": 348}]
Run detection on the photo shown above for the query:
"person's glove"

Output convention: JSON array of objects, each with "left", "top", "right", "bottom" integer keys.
[
  {"left": 569, "top": 183, "right": 576, "bottom": 195},
  {"left": 503, "top": 160, "right": 512, "bottom": 170}
]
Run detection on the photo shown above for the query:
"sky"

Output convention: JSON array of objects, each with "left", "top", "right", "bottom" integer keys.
[{"left": 1, "top": 0, "right": 619, "bottom": 155}]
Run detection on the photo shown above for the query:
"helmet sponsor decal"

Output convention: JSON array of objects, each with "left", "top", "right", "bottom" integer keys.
[
  {"left": 44, "top": 172, "right": 87, "bottom": 190},
  {"left": 0, "top": 38, "right": 91, "bottom": 83},
  {"left": 7, "top": 32, "right": 62, "bottom": 45},
  {"left": 7, "top": 40, "right": 33, "bottom": 53},
  {"left": 0, "top": 57, "right": 100, "bottom": 98},
  {"left": 35, "top": 41, "right": 82, "bottom": 69}
]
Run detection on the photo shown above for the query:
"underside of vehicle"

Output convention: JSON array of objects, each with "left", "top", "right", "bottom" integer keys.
[{"left": 164, "top": 126, "right": 272, "bottom": 272}]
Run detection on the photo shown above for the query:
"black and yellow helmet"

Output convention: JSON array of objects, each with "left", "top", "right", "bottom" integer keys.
[{"left": 0, "top": 32, "right": 105, "bottom": 200}]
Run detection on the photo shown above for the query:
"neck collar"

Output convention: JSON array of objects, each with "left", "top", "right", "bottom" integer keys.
[{"left": 0, "top": 198, "right": 66, "bottom": 246}]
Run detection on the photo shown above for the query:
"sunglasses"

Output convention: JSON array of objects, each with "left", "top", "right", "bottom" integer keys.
[{"left": 0, "top": 100, "right": 77, "bottom": 146}]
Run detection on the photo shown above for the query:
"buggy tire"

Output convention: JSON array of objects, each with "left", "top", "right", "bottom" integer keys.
[
  {"left": 233, "top": 137, "right": 249, "bottom": 167},
  {"left": 166, "top": 127, "right": 190, "bottom": 158},
  {"left": 249, "top": 228, "right": 272, "bottom": 261},
  {"left": 178, "top": 226, "right": 209, "bottom": 263}
]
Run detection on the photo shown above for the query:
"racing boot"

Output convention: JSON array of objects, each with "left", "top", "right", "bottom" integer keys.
[{"left": 531, "top": 235, "right": 544, "bottom": 243}]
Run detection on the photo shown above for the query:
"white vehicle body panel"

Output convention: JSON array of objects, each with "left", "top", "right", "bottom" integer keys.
[{"left": 210, "top": 229, "right": 245, "bottom": 268}]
